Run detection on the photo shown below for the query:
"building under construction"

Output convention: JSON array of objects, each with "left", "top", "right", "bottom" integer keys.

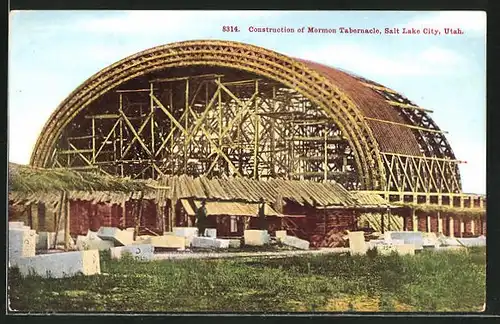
[{"left": 14, "top": 40, "right": 485, "bottom": 243}]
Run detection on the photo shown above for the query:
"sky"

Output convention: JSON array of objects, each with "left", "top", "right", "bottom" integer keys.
[{"left": 8, "top": 10, "right": 486, "bottom": 194}]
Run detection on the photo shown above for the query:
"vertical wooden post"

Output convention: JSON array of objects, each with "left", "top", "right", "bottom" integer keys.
[
  {"left": 470, "top": 219, "right": 475, "bottom": 235},
  {"left": 53, "top": 191, "right": 65, "bottom": 249},
  {"left": 135, "top": 191, "right": 144, "bottom": 238},
  {"left": 119, "top": 93, "right": 124, "bottom": 177},
  {"left": 460, "top": 219, "right": 465, "bottom": 238},
  {"left": 27, "top": 204, "right": 33, "bottom": 229},
  {"left": 121, "top": 200, "right": 126, "bottom": 228},
  {"left": 92, "top": 117, "right": 96, "bottom": 163},
  {"left": 64, "top": 195, "right": 71, "bottom": 251},
  {"left": 150, "top": 82, "right": 156, "bottom": 179},
  {"left": 426, "top": 215, "right": 431, "bottom": 233},
  {"left": 412, "top": 209, "right": 418, "bottom": 232},
  {"left": 437, "top": 211, "right": 443, "bottom": 233},
  {"left": 323, "top": 129, "right": 328, "bottom": 182},
  {"left": 449, "top": 217, "right": 455, "bottom": 237},
  {"left": 184, "top": 79, "right": 189, "bottom": 173},
  {"left": 381, "top": 212, "right": 385, "bottom": 234},
  {"left": 253, "top": 80, "right": 259, "bottom": 179}
]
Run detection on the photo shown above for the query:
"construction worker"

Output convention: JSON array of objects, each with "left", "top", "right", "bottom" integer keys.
[
  {"left": 196, "top": 199, "right": 208, "bottom": 236},
  {"left": 258, "top": 197, "right": 267, "bottom": 230}
]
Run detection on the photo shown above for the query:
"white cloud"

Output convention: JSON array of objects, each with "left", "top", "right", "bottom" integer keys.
[
  {"left": 403, "top": 11, "right": 486, "bottom": 34},
  {"left": 296, "top": 44, "right": 465, "bottom": 77}
]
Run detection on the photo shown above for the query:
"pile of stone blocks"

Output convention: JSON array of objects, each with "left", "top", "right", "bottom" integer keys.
[
  {"left": 76, "top": 230, "right": 115, "bottom": 251},
  {"left": 281, "top": 235, "right": 310, "bottom": 250},
  {"left": 97, "top": 227, "right": 134, "bottom": 246},
  {"left": 16, "top": 250, "right": 101, "bottom": 278},
  {"left": 244, "top": 230, "right": 270, "bottom": 246},
  {"left": 110, "top": 244, "right": 154, "bottom": 261},
  {"left": 9, "top": 223, "right": 36, "bottom": 267},
  {"left": 348, "top": 231, "right": 367, "bottom": 255},
  {"left": 142, "top": 235, "right": 186, "bottom": 250},
  {"left": 192, "top": 236, "right": 230, "bottom": 249},
  {"left": 173, "top": 227, "right": 199, "bottom": 246}
]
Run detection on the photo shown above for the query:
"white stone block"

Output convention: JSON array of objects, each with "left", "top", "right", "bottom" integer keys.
[
  {"left": 244, "top": 230, "right": 270, "bottom": 246},
  {"left": 192, "top": 236, "right": 219, "bottom": 248},
  {"left": 228, "top": 239, "right": 241, "bottom": 249},
  {"left": 367, "top": 239, "right": 386, "bottom": 249},
  {"left": 216, "top": 239, "right": 230, "bottom": 249},
  {"left": 110, "top": 244, "right": 154, "bottom": 261},
  {"left": 173, "top": 227, "right": 199, "bottom": 237},
  {"left": 422, "top": 232, "right": 440, "bottom": 248},
  {"left": 16, "top": 250, "right": 101, "bottom": 278},
  {"left": 97, "top": 227, "right": 134, "bottom": 246},
  {"left": 76, "top": 235, "right": 114, "bottom": 251},
  {"left": 204, "top": 228, "right": 217, "bottom": 238},
  {"left": 377, "top": 243, "right": 415, "bottom": 256},
  {"left": 275, "top": 230, "right": 287, "bottom": 242},
  {"left": 348, "top": 231, "right": 367, "bottom": 255},
  {"left": 173, "top": 227, "right": 199, "bottom": 246},
  {"left": 385, "top": 231, "right": 424, "bottom": 250},
  {"left": 143, "top": 235, "right": 186, "bottom": 250},
  {"left": 457, "top": 236, "right": 486, "bottom": 247},
  {"left": 9, "top": 228, "right": 36, "bottom": 267},
  {"left": 9, "top": 221, "right": 25, "bottom": 229},
  {"left": 281, "top": 235, "right": 310, "bottom": 250}
]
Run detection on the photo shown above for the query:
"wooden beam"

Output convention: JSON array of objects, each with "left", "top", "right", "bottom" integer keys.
[
  {"left": 364, "top": 117, "right": 447, "bottom": 134},
  {"left": 64, "top": 194, "right": 70, "bottom": 251},
  {"left": 386, "top": 100, "right": 433, "bottom": 113}
]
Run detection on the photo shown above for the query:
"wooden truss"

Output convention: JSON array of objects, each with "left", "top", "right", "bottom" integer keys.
[
  {"left": 31, "top": 40, "right": 465, "bottom": 199},
  {"left": 49, "top": 74, "right": 359, "bottom": 189}
]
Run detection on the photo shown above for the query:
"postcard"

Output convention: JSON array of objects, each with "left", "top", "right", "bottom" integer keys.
[{"left": 7, "top": 10, "right": 486, "bottom": 313}]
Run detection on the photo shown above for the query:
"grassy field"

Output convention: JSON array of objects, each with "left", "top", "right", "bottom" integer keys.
[{"left": 8, "top": 247, "right": 485, "bottom": 313}]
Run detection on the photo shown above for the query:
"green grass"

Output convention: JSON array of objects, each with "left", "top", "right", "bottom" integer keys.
[{"left": 7, "top": 247, "right": 485, "bottom": 313}]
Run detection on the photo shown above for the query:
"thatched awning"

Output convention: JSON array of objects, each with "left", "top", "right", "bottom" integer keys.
[
  {"left": 8, "top": 163, "right": 157, "bottom": 206},
  {"left": 394, "top": 202, "right": 486, "bottom": 219},
  {"left": 157, "top": 174, "right": 360, "bottom": 207}
]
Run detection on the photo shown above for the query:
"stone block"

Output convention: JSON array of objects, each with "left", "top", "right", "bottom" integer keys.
[
  {"left": 9, "top": 221, "right": 25, "bottom": 229},
  {"left": 281, "top": 235, "right": 310, "bottom": 250},
  {"left": 367, "top": 239, "right": 386, "bottom": 249},
  {"left": 204, "top": 228, "right": 217, "bottom": 238},
  {"left": 228, "top": 239, "right": 241, "bottom": 249},
  {"left": 16, "top": 250, "right": 101, "bottom": 278},
  {"left": 275, "top": 230, "right": 287, "bottom": 241},
  {"left": 110, "top": 244, "right": 154, "bottom": 261},
  {"left": 97, "top": 227, "right": 134, "bottom": 246},
  {"left": 348, "top": 231, "right": 367, "bottom": 255},
  {"left": 244, "top": 230, "right": 270, "bottom": 246},
  {"left": 9, "top": 228, "right": 36, "bottom": 267},
  {"left": 216, "top": 239, "right": 230, "bottom": 249},
  {"left": 385, "top": 231, "right": 423, "bottom": 250},
  {"left": 192, "top": 236, "right": 218, "bottom": 248},
  {"left": 457, "top": 236, "right": 486, "bottom": 247},
  {"left": 422, "top": 232, "right": 440, "bottom": 248},
  {"left": 76, "top": 235, "right": 114, "bottom": 251},
  {"left": 377, "top": 244, "right": 415, "bottom": 256},
  {"left": 173, "top": 227, "right": 199, "bottom": 246},
  {"left": 143, "top": 235, "right": 186, "bottom": 250}
]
